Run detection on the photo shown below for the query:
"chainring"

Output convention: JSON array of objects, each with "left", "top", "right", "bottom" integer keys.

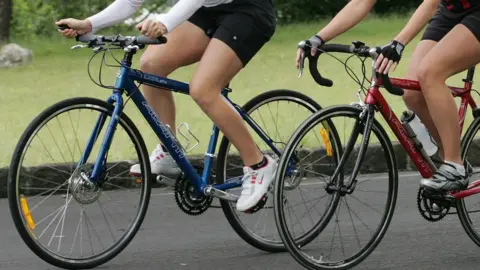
[
  {"left": 174, "top": 167, "right": 213, "bottom": 216},
  {"left": 417, "top": 188, "right": 452, "bottom": 222}
]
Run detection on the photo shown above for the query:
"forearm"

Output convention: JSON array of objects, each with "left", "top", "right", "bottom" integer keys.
[
  {"left": 87, "top": 0, "right": 143, "bottom": 33},
  {"left": 156, "top": 0, "right": 205, "bottom": 33},
  {"left": 318, "top": 0, "right": 376, "bottom": 42},
  {"left": 394, "top": 0, "right": 440, "bottom": 45}
]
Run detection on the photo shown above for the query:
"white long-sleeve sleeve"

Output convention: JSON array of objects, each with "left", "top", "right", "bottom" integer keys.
[
  {"left": 156, "top": 0, "right": 205, "bottom": 33},
  {"left": 87, "top": 0, "right": 233, "bottom": 34},
  {"left": 158, "top": 0, "right": 234, "bottom": 32},
  {"left": 87, "top": 0, "right": 144, "bottom": 33}
]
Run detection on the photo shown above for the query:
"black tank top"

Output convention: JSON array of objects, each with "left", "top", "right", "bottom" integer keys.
[{"left": 441, "top": 0, "right": 480, "bottom": 12}]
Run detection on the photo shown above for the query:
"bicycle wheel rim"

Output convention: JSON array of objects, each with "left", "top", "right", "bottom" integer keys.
[
  {"left": 8, "top": 98, "right": 151, "bottom": 268},
  {"left": 217, "top": 90, "right": 326, "bottom": 251},
  {"left": 274, "top": 105, "right": 398, "bottom": 269}
]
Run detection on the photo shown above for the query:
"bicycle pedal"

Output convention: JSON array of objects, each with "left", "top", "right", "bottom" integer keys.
[
  {"left": 176, "top": 123, "right": 200, "bottom": 153},
  {"left": 156, "top": 175, "right": 177, "bottom": 187},
  {"left": 244, "top": 195, "right": 268, "bottom": 214}
]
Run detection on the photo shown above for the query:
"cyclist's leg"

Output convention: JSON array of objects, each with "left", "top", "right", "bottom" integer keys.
[
  {"left": 130, "top": 20, "right": 211, "bottom": 176},
  {"left": 188, "top": 3, "right": 276, "bottom": 211},
  {"left": 140, "top": 21, "right": 210, "bottom": 132},
  {"left": 404, "top": 41, "right": 440, "bottom": 154},
  {"left": 418, "top": 20, "right": 480, "bottom": 192},
  {"left": 403, "top": 10, "right": 460, "bottom": 160},
  {"left": 190, "top": 38, "right": 263, "bottom": 164}
]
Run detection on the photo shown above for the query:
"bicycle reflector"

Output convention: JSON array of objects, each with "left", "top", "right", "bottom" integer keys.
[
  {"left": 320, "top": 126, "right": 333, "bottom": 157},
  {"left": 20, "top": 195, "right": 36, "bottom": 230}
]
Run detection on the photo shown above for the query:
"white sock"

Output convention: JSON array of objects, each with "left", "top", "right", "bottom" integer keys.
[{"left": 444, "top": 160, "right": 465, "bottom": 175}]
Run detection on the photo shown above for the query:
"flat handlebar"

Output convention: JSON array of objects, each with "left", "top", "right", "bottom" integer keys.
[{"left": 57, "top": 24, "right": 167, "bottom": 48}]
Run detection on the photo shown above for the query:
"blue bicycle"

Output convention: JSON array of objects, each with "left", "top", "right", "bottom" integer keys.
[{"left": 7, "top": 33, "right": 337, "bottom": 269}]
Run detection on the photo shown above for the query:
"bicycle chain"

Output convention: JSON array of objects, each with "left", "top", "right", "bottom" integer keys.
[{"left": 417, "top": 188, "right": 451, "bottom": 222}]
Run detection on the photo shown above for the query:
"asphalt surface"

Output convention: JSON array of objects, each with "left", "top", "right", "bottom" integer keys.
[{"left": 2, "top": 172, "right": 480, "bottom": 270}]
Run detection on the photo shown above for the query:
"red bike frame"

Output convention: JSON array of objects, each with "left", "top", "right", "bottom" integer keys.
[{"left": 364, "top": 71, "right": 479, "bottom": 199}]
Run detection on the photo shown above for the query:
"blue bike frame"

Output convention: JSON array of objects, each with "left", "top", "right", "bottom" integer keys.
[{"left": 79, "top": 54, "right": 282, "bottom": 196}]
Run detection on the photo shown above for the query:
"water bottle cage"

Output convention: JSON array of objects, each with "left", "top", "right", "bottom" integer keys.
[{"left": 176, "top": 123, "right": 200, "bottom": 153}]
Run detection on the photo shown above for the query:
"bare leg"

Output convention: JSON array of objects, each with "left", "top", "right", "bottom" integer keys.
[
  {"left": 139, "top": 22, "right": 210, "bottom": 133},
  {"left": 417, "top": 24, "right": 480, "bottom": 165},
  {"left": 189, "top": 38, "right": 262, "bottom": 166},
  {"left": 403, "top": 40, "right": 443, "bottom": 158},
  {"left": 129, "top": 22, "right": 210, "bottom": 176}
]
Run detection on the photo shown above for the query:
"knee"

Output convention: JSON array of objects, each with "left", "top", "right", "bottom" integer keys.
[
  {"left": 416, "top": 62, "right": 444, "bottom": 89},
  {"left": 139, "top": 52, "right": 175, "bottom": 75},
  {"left": 402, "top": 90, "right": 424, "bottom": 109},
  {"left": 190, "top": 81, "right": 216, "bottom": 107}
]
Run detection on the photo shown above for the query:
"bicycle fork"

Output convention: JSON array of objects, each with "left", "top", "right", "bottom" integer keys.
[
  {"left": 78, "top": 91, "right": 124, "bottom": 184},
  {"left": 326, "top": 104, "right": 375, "bottom": 195}
]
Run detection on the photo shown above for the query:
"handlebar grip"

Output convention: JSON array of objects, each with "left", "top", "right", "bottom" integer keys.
[
  {"left": 57, "top": 24, "right": 70, "bottom": 31},
  {"left": 308, "top": 54, "right": 333, "bottom": 87},
  {"left": 306, "top": 44, "right": 354, "bottom": 87},
  {"left": 135, "top": 35, "right": 167, "bottom": 45},
  {"left": 76, "top": 33, "right": 95, "bottom": 43},
  {"left": 380, "top": 73, "right": 404, "bottom": 96}
]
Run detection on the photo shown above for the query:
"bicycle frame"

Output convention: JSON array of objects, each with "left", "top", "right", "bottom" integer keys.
[
  {"left": 78, "top": 51, "right": 281, "bottom": 198},
  {"left": 365, "top": 66, "right": 480, "bottom": 199}
]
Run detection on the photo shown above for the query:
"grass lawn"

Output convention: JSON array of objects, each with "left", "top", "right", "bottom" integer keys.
[{"left": 1, "top": 15, "right": 477, "bottom": 167}]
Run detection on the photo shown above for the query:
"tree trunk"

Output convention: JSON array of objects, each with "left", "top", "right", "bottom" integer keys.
[{"left": 0, "top": 0, "right": 12, "bottom": 43}]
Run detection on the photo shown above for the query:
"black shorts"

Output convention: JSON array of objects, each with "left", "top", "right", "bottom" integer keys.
[
  {"left": 422, "top": 5, "right": 480, "bottom": 42},
  {"left": 188, "top": 0, "right": 276, "bottom": 66}
]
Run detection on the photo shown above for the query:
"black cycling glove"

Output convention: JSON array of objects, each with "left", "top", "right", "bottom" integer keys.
[
  {"left": 380, "top": 40, "right": 405, "bottom": 63},
  {"left": 298, "top": 34, "right": 325, "bottom": 56}
]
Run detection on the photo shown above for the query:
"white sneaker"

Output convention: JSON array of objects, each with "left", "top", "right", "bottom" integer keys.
[
  {"left": 129, "top": 144, "right": 181, "bottom": 176},
  {"left": 236, "top": 155, "right": 277, "bottom": 212}
]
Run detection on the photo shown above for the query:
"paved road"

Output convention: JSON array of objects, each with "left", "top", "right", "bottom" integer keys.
[{"left": 2, "top": 172, "right": 480, "bottom": 270}]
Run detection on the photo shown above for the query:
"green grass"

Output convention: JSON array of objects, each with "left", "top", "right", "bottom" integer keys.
[{"left": 1, "top": 15, "right": 477, "bottom": 167}]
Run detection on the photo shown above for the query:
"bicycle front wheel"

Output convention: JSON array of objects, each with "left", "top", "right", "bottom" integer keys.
[
  {"left": 274, "top": 105, "right": 398, "bottom": 269},
  {"left": 8, "top": 97, "right": 152, "bottom": 269}
]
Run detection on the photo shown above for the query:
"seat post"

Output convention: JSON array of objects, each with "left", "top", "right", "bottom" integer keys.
[{"left": 464, "top": 66, "right": 476, "bottom": 83}]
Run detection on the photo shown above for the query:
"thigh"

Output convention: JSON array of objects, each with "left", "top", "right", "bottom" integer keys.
[
  {"left": 420, "top": 23, "right": 480, "bottom": 80},
  {"left": 190, "top": 4, "right": 276, "bottom": 91},
  {"left": 190, "top": 38, "right": 244, "bottom": 93},
  {"left": 140, "top": 20, "right": 210, "bottom": 71},
  {"left": 406, "top": 40, "right": 437, "bottom": 80}
]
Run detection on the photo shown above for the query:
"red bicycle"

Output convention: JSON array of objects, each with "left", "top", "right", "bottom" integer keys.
[{"left": 273, "top": 41, "right": 480, "bottom": 269}]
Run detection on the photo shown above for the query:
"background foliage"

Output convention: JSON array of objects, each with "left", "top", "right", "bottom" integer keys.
[
  {"left": 10, "top": 0, "right": 167, "bottom": 40},
  {"left": 9, "top": 0, "right": 422, "bottom": 40}
]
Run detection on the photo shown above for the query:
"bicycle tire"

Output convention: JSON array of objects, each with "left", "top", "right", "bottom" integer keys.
[
  {"left": 457, "top": 116, "right": 480, "bottom": 246},
  {"left": 274, "top": 105, "right": 398, "bottom": 269},
  {"left": 8, "top": 97, "right": 152, "bottom": 269},
  {"left": 216, "top": 89, "right": 327, "bottom": 252}
]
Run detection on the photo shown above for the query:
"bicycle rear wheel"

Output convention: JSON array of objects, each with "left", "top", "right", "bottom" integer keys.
[
  {"left": 457, "top": 116, "right": 480, "bottom": 246},
  {"left": 274, "top": 105, "right": 398, "bottom": 269},
  {"left": 8, "top": 97, "right": 151, "bottom": 269},
  {"left": 216, "top": 89, "right": 335, "bottom": 252}
]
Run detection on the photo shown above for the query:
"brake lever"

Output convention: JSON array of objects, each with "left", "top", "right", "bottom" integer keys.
[
  {"left": 93, "top": 45, "right": 105, "bottom": 53},
  {"left": 298, "top": 50, "right": 306, "bottom": 79},
  {"left": 297, "top": 40, "right": 308, "bottom": 79},
  {"left": 71, "top": 44, "right": 88, "bottom": 50}
]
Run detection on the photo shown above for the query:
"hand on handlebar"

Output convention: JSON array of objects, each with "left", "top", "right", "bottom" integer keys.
[
  {"left": 56, "top": 19, "right": 92, "bottom": 38},
  {"left": 296, "top": 35, "right": 324, "bottom": 69},
  {"left": 375, "top": 40, "right": 405, "bottom": 74},
  {"left": 136, "top": 19, "right": 167, "bottom": 40}
]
